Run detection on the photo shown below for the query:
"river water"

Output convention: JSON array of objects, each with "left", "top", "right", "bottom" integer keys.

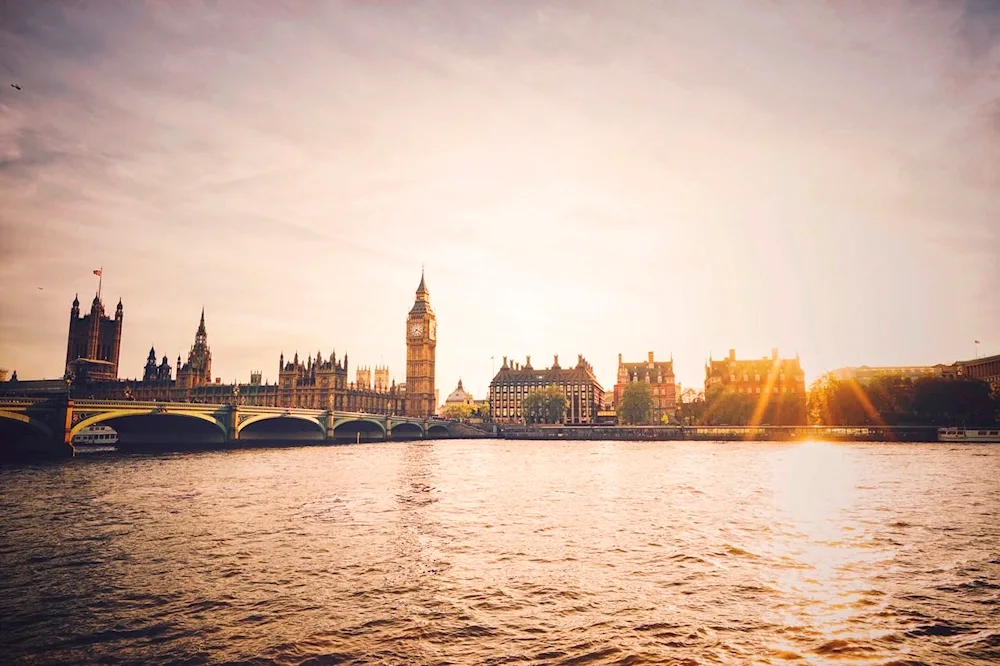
[{"left": 2, "top": 440, "right": 998, "bottom": 665}]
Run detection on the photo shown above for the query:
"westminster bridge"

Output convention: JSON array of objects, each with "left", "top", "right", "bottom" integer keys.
[{"left": 0, "top": 398, "right": 468, "bottom": 460}]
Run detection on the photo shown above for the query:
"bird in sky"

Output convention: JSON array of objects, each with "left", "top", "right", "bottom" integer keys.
[{"left": 10, "top": 83, "right": 21, "bottom": 90}]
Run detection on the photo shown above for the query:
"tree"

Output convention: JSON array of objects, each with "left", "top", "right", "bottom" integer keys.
[
  {"left": 911, "top": 377, "right": 997, "bottom": 426},
  {"left": 473, "top": 401, "right": 491, "bottom": 420},
  {"left": 678, "top": 388, "right": 706, "bottom": 425},
  {"left": 618, "top": 382, "right": 654, "bottom": 425},
  {"left": 807, "top": 375, "right": 998, "bottom": 426},
  {"left": 701, "top": 384, "right": 754, "bottom": 425},
  {"left": 522, "top": 385, "right": 569, "bottom": 424},
  {"left": 441, "top": 403, "right": 476, "bottom": 420}
]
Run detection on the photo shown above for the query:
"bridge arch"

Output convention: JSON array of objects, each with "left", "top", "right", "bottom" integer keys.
[
  {"left": 332, "top": 418, "right": 386, "bottom": 442},
  {"left": 71, "top": 410, "right": 227, "bottom": 438},
  {"left": 71, "top": 410, "right": 228, "bottom": 448},
  {"left": 238, "top": 414, "right": 325, "bottom": 441},
  {"left": 427, "top": 424, "right": 451, "bottom": 439},
  {"left": 390, "top": 422, "right": 424, "bottom": 440},
  {"left": 0, "top": 410, "right": 55, "bottom": 439}
]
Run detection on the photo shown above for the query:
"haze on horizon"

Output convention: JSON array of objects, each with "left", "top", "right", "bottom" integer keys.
[{"left": 1, "top": 1, "right": 998, "bottom": 397}]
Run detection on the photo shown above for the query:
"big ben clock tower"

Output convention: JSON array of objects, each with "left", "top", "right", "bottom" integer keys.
[{"left": 405, "top": 269, "right": 437, "bottom": 417}]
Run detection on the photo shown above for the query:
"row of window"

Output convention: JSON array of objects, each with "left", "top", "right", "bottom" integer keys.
[
  {"left": 727, "top": 373, "right": 803, "bottom": 382},
  {"left": 734, "top": 386, "right": 798, "bottom": 394}
]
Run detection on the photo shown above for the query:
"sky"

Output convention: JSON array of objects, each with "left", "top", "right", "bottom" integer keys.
[{"left": 1, "top": 0, "right": 998, "bottom": 398}]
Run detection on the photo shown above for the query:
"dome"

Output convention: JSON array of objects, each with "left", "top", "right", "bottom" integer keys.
[{"left": 444, "top": 379, "right": 474, "bottom": 405}]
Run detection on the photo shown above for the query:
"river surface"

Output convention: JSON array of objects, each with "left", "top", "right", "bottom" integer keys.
[{"left": 2, "top": 440, "right": 999, "bottom": 665}]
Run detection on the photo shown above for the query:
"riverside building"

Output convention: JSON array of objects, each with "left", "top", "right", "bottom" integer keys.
[
  {"left": 52, "top": 272, "right": 434, "bottom": 416},
  {"left": 827, "top": 365, "right": 952, "bottom": 384},
  {"left": 489, "top": 354, "right": 603, "bottom": 425},
  {"left": 613, "top": 351, "right": 677, "bottom": 422},
  {"left": 705, "top": 348, "right": 807, "bottom": 399},
  {"left": 953, "top": 353, "right": 1000, "bottom": 391},
  {"left": 64, "top": 293, "right": 123, "bottom": 381}
]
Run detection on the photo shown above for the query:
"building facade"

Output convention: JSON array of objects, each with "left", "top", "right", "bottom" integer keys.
[
  {"left": 405, "top": 271, "right": 437, "bottom": 417},
  {"left": 827, "top": 365, "right": 951, "bottom": 384},
  {"left": 443, "top": 379, "right": 475, "bottom": 407},
  {"left": 954, "top": 354, "right": 1000, "bottom": 391},
  {"left": 489, "top": 354, "right": 603, "bottom": 425},
  {"left": 614, "top": 351, "right": 677, "bottom": 422},
  {"left": 64, "top": 293, "right": 123, "bottom": 381},
  {"left": 705, "top": 348, "right": 807, "bottom": 399}
]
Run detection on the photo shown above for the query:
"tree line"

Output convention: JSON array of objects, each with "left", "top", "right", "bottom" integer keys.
[
  {"left": 807, "top": 375, "right": 997, "bottom": 427},
  {"left": 673, "top": 376, "right": 998, "bottom": 427}
]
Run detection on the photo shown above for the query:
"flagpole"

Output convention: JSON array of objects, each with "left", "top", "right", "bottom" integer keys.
[{"left": 98, "top": 267, "right": 103, "bottom": 302}]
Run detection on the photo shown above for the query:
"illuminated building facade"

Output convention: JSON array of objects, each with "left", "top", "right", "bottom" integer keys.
[
  {"left": 705, "top": 348, "right": 807, "bottom": 399},
  {"left": 613, "top": 351, "right": 677, "bottom": 422},
  {"left": 405, "top": 271, "right": 437, "bottom": 417},
  {"left": 489, "top": 354, "right": 603, "bottom": 425},
  {"left": 72, "top": 271, "right": 436, "bottom": 416}
]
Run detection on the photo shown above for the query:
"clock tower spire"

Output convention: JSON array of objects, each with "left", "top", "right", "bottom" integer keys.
[{"left": 405, "top": 268, "right": 437, "bottom": 417}]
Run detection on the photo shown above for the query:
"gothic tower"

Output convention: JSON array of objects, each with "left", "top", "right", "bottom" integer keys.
[
  {"left": 176, "top": 308, "right": 212, "bottom": 389},
  {"left": 405, "top": 270, "right": 437, "bottom": 417},
  {"left": 64, "top": 292, "right": 123, "bottom": 380}
]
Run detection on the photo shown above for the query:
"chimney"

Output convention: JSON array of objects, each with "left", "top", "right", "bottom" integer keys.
[
  {"left": 729, "top": 349, "right": 736, "bottom": 361},
  {"left": 502, "top": 356, "right": 508, "bottom": 368},
  {"left": 772, "top": 347, "right": 779, "bottom": 361},
  {"left": 553, "top": 354, "right": 559, "bottom": 368},
  {"left": 648, "top": 351, "right": 654, "bottom": 364},
  {"left": 525, "top": 355, "right": 531, "bottom": 368},
  {"left": 617, "top": 353, "right": 622, "bottom": 365}
]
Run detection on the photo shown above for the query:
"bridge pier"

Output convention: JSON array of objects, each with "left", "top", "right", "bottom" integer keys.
[
  {"left": 60, "top": 399, "right": 76, "bottom": 457},
  {"left": 0, "top": 397, "right": 75, "bottom": 462}
]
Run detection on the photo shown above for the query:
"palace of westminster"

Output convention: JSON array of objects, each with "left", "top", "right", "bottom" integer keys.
[{"left": 55, "top": 272, "right": 439, "bottom": 418}]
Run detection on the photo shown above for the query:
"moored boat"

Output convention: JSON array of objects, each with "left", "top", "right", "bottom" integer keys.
[
  {"left": 937, "top": 427, "right": 1000, "bottom": 443},
  {"left": 72, "top": 424, "right": 119, "bottom": 446}
]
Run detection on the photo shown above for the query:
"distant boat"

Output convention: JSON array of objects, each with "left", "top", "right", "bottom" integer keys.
[
  {"left": 938, "top": 427, "right": 1000, "bottom": 443},
  {"left": 72, "top": 424, "right": 118, "bottom": 446}
]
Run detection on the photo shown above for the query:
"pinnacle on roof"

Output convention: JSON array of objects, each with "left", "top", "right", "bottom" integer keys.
[
  {"left": 197, "top": 307, "right": 206, "bottom": 335},
  {"left": 416, "top": 267, "right": 428, "bottom": 296}
]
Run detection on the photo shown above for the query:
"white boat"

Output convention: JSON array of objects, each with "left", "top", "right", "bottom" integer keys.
[
  {"left": 72, "top": 424, "right": 118, "bottom": 446},
  {"left": 938, "top": 427, "right": 1000, "bottom": 443}
]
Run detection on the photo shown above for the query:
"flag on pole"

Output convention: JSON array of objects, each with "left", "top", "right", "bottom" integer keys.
[
  {"left": 975, "top": 340, "right": 981, "bottom": 344},
  {"left": 93, "top": 269, "right": 103, "bottom": 276}
]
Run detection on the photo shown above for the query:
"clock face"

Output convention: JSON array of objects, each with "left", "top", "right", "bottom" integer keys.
[{"left": 410, "top": 322, "right": 423, "bottom": 337}]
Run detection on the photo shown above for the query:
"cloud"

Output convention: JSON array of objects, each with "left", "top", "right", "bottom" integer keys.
[
  {"left": 0, "top": 1, "right": 999, "bottom": 393},
  {"left": 960, "top": 0, "right": 1000, "bottom": 58}
]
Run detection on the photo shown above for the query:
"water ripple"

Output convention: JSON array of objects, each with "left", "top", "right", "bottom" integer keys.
[{"left": 2, "top": 440, "right": 999, "bottom": 664}]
